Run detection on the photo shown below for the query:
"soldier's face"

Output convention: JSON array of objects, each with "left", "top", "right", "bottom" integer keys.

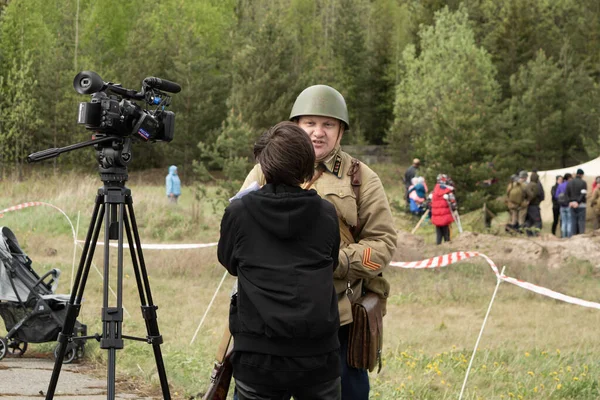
[{"left": 297, "top": 116, "right": 344, "bottom": 161}]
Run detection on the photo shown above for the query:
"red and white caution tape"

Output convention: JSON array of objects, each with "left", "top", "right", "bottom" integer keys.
[
  {"left": 77, "top": 240, "right": 218, "bottom": 250},
  {"left": 391, "top": 251, "right": 600, "bottom": 310},
  {"left": 0, "top": 201, "right": 76, "bottom": 242},
  {"left": 4, "top": 202, "right": 598, "bottom": 310},
  {"left": 0, "top": 201, "right": 64, "bottom": 218}
]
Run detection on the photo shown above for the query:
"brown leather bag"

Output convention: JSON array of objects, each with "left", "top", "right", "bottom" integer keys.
[{"left": 347, "top": 292, "right": 383, "bottom": 373}]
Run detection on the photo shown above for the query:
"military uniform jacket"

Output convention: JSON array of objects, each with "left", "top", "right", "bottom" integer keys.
[{"left": 242, "top": 146, "right": 398, "bottom": 325}]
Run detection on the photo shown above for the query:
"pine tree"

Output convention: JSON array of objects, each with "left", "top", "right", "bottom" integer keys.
[
  {"left": 227, "top": 9, "right": 301, "bottom": 132},
  {"left": 0, "top": 51, "right": 42, "bottom": 179},
  {"left": 389, "top": 6, "right": 501, "bottom": 210},
  {"left": 502, "top": 49, "right": 599, "bottom": 168}
]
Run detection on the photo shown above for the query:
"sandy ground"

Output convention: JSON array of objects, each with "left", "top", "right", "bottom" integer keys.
[{"left": 394, "top": 228, "right": 600, "bottom": 269}]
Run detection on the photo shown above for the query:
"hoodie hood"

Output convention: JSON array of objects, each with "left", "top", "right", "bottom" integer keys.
[
  {"left": 241, "top": 183, "right": 323, "bottom": 238},
  {"left": 169, "top": 165, "right": 177, "bottom": 175}
]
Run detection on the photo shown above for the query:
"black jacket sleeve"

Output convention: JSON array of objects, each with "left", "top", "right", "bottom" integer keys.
[
  {"left": 566, "top": 181, "right": 574, "bottom": 202},
  {"left": 217, "top": 207, "right": 238, "bottom": 276}
]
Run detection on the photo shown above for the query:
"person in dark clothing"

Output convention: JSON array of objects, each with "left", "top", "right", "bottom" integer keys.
[
  {"left": 566, "top": 168, "right": 588, "bottom": 235},
  {"left": 218, "top": 121, "right": 342, "bottom": 400},
  {"left": 524, "top": 172, "right": 543, "bottom": 236},
  {"left": 404, "top": 158, "right": 420, "bottom": 207},
  {"left": 550, "top": 175, "right": 563, "bottom": 236},
  {"left": 505, "top": 171, "right": 529, "bottom": 233},
  {"left": 556, "top": 173, "right": 573, "bottom": 238}
]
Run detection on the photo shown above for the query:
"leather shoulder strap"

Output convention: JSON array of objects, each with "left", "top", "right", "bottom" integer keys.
[{"left": 348, "top": 158, "right": 362, "bottom": 235}]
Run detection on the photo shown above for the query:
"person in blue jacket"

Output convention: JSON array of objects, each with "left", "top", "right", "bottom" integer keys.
[{"left": 165, "top": 165, "right": 181, "bottom": 203}]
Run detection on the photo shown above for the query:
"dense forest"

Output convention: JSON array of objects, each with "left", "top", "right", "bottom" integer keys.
[{"left": 0, "top": 0, "right": 599, "bottom": 205}]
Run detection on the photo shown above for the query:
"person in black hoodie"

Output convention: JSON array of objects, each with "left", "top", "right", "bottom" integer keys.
[{"left": 218, "top": 121, "right": 342, "bottom": 400}]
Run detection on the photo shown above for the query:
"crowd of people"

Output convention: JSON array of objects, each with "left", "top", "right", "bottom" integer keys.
[
  {"left": 550, "top": 169, "right": 599, "bottom": 238},
  {"left": 404, "top": 162, "right": 460, "bottom": 245},
  {"left": 402, "top": 163, "right": 599, "bottom": 243},
  {"left": 504, "top": 168, "right": 596, "bottom": 238},
  {"left": 505, "top": 169, "right": 545, "bottom": 236}
]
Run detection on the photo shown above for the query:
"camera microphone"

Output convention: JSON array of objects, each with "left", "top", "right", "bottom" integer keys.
[{"left": 143, "top": 77, "right": 181, "bottom": 94}]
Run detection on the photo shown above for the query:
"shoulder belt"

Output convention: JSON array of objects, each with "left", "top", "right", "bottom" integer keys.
[{"left": 348, "top": 158, "right": 361, "bottom": 237}]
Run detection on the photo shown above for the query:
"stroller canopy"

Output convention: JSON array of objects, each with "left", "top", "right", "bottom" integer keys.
[{"left": 0, "top": 226, "right": 60, "bottom": 303}]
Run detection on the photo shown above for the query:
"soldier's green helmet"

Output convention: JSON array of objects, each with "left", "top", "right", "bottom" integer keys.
[{"left": 290, "top": 85, "right": 350, "bottom": 130}]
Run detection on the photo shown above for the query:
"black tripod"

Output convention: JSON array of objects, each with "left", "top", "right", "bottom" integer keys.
[{"left": 28, "top": 136, "right": 171, "bottom": 400}]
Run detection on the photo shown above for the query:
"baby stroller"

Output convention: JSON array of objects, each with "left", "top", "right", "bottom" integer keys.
[{"left": 0, "top": 226, "right": 86, "bottom": 363}]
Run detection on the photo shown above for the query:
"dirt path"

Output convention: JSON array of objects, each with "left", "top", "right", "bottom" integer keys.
[
  {"left": 0, "top": 356, "right": 158, "bottom": 399},
  {"left": 394, "top": 228, "right": 600, "bottom": 269}
]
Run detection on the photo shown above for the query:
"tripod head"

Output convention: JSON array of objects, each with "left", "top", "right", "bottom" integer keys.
[{"left": 27, "top": 135, "right": 132, "bottom": 184}]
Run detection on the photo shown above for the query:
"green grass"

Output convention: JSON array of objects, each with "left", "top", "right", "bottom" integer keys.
[{"left": 1, "top": 170, "right": 599, "bottom": 399}]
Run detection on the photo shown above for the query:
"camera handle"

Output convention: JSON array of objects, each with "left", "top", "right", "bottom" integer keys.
[
  {"left": 44, "top": 179, "right": 171, "bottom": 400},
  {"left": 28, "top": 136, "right": 133, "bottom": 181},
  {"left": 27, "top": 136, "right": 115, "bottom": 163}
]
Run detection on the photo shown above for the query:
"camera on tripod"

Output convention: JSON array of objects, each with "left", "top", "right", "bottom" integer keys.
[
  {"left": 74, "top": 71, "right": 180, "bottom": 142},
  {"left": 27, "top": 72, "right": 183, "bottom": 400}
]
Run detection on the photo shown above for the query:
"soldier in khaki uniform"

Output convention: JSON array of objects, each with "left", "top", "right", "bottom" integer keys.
[
  {"left": 241, "top": 85, "right": 397, "bottom": 400},
  {"left": 505, "top": 171, "right": 529, "bottom": 232}
]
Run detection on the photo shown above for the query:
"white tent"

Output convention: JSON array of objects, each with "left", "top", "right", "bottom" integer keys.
[{"left": 537, "top": 157, "right": 600, "bottom": 222}]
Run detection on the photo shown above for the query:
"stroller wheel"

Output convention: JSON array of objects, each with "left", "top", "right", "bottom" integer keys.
[
  {"left": 0, "top": 337, "right": 7, "bottom": 360},
  {"left": 53, "top": 344, "right": 76, "bottom": 364},
  {"left": 7, "top": 340, "right": 27, "bottom": 356},
  {"left": 76, "top": 344, "right": 85, "bottom": 360}
]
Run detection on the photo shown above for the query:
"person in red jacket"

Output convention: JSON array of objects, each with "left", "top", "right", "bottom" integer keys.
[{"left": 430, "top": 174, "right": 456, "bottom": 245}]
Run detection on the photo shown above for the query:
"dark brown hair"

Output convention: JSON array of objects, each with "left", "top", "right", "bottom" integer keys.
[{"left": 254, "top": 121, "right": 315, "bottom": 186}]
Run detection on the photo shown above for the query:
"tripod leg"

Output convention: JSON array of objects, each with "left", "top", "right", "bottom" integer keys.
[
  {"left": 102, "top": 202, "right": 125, "bottom": 400},
  {"left": 124, "top": 200, "right": 171, "bottom": 399},
  {"left": 46, "top": 198, "right": 105, "bottom": 400}
]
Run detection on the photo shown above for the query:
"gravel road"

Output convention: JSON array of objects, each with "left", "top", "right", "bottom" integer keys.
[{"left": 0, "top": 357, "right": 157, "bottom": 399}]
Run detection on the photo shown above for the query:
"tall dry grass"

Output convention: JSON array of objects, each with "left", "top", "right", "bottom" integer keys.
[{"left": 0, "top": 171, "right": 599, "bottom": 399}]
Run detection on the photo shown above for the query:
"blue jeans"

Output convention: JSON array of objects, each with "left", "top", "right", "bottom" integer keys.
[
  {"left": 571, "top": 207, "right": 586, "bottom": 235},
  {"left": 560, "top": 207, "right": 572, "bottom": 238}
]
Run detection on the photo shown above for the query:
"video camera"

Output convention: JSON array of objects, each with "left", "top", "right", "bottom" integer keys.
[{"left": 74, "top": 71, "right": 180, "bottom": 142}]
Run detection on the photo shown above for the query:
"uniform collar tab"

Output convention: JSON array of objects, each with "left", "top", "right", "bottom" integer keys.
[{"left": 320, "top": 146, "right": 343, "bottom": 178}]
